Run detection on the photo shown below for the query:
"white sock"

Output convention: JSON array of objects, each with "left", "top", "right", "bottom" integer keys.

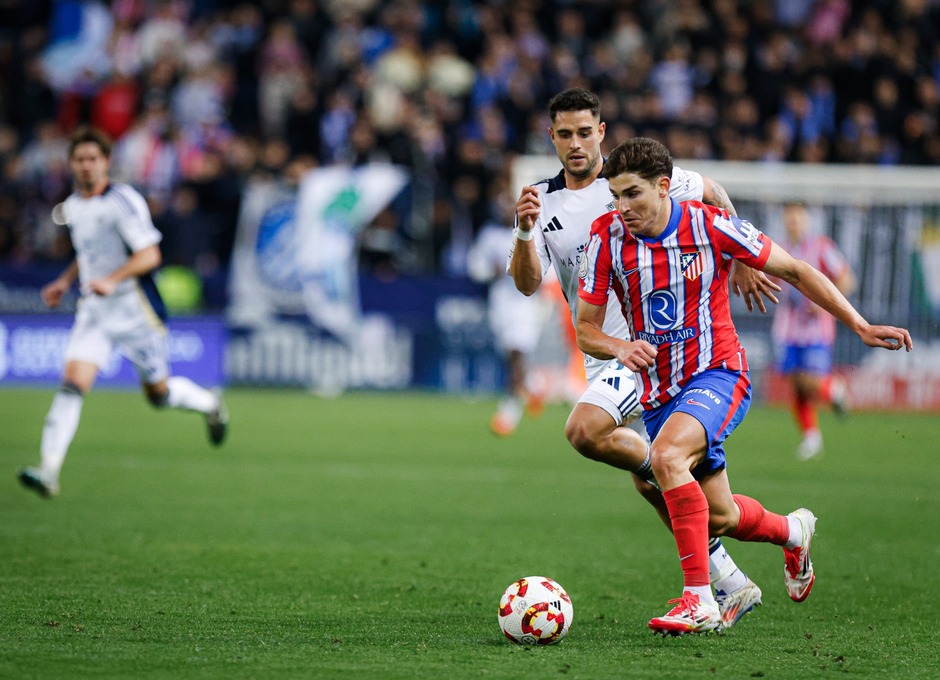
[
  {"left": 685, "top": 585, "right": 715, "bottom": 606},
  {"left": 39, "top": 388, "right": 84, "bottom": 480},
  {"left": 785, "top": 514, "right": 803, "bottom": 549},
  {"left": 708, "top": 538, "right": 749, "bottom": 594},
  {"left": 165, "top": 376, "right": 217, "bottom": 414}
]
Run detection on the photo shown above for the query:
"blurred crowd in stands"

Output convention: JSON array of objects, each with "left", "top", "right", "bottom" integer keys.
[{"left": 1, "top": 0, "right": 939, "bottom": 306}]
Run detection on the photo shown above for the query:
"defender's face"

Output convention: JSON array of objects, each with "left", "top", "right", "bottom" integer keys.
[
  {"left": 549, "top": 110, "right": 605, "bottom": 181},
  {"left": 607, "top": 172, "right": 670, "bottom": 238},
  {"left": 69, "top": 142, "right": 110, "bottom": 193}
]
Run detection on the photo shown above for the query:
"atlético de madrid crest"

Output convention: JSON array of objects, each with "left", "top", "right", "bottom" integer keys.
[{"left": 680, "top": 252, "right": 703, "bottom": 281}]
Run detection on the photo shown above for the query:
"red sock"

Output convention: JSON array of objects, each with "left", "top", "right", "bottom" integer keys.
[
  {"left": 729, "top": 495, "right": 789, "bottom": 546},
  {"left": 819, "top": 376, "right": 833, "bottom": 403},
  {"left": 663, "top": 481, "right": 710, "bottom": 588},
  {"left": 793, "top": 393, "right": 818, "bottom": 434}
]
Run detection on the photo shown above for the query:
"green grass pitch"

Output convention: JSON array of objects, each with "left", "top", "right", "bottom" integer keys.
[{"left": 1, "top": 387, "right": 938, "bottom": 679}]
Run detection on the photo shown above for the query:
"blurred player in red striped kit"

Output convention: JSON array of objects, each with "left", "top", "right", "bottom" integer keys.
[{"left": 771, "top": 203, "right": 856, "bottom": 460}]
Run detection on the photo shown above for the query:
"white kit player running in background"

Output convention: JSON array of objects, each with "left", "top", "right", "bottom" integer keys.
[
  {"left": 17, "top": 127, "right": 228, "bottom": 499},
  {"left": 508, "top": 88, "right": 781, "bottom": 629},
  {"left": 468, "top": 217, "right": 550, "bottom": 436}
]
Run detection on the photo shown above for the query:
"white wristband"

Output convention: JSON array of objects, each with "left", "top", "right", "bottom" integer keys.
[{"left": 515, "top": 228, "right": 534, "bottom": 242}]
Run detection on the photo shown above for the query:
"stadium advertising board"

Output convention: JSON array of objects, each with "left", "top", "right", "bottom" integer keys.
[
  {"left": 226, "top": 274, "right": 507, "bottom": 394},
  {"left": 0, "top": 315, "right": 226, "bottom": 387}
]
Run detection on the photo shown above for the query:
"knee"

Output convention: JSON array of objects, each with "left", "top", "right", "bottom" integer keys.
[
  {"left": 60, "top": 381, "right": 85, "bottom": 397},
  {"left": 649, "top": 442, "right": 686, "bottom": 481},
  {"left": 565, "top": 417, "right": 601, "bottom": 460},
  {"left": 145, "top": 385, "right": 169, "bottom": 408}
]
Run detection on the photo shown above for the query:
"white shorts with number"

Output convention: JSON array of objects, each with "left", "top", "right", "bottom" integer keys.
[
  {"left": 64, "top": 290, "right": 169, "bottom": 384},
  {"left": 576, "top": 361, "right": 643, "bottom": 426}
]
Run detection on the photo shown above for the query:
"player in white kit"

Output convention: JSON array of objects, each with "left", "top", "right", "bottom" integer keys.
[
  {"left": 509, "top": 89, "right": 780, "bottom": 628},
  {"left": 17, "top": 127, "right": 229, "bottom": 499},
  {"left": 468, "top": 218, "right": 550, "bottom": 435}
]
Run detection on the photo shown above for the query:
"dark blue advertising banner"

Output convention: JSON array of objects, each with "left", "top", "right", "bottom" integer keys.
[{"left": 0, "top": 315, "right": 227, "bottom": 388}]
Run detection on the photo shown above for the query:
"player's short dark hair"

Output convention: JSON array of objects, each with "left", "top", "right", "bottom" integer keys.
[
  {"left": 548, "top": 88, "right": 600, "bottom": 122},
  {"left": 603, "top": 137, "right": 673, "bottom": 185},
  {"left": 68, "top": 126, "right": 113, "bottom": 158}
]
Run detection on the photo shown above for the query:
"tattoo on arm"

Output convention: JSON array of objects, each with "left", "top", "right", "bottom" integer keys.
[{"left": 706, "top": 181, "right": 737, "bottom": 216}]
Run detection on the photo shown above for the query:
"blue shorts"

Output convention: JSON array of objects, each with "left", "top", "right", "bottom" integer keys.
[
  {"left": 642, "top": 369, "right": 751, "bottom": 480},
  {"left": 778, "top": 343, "right": 832, "bottom": 375}
]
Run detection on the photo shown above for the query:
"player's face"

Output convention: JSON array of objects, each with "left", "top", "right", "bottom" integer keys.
[
  {"left": 607, "top": 172, "right": 671, "bottom": 238},
  {"left": 69, "top": 142, "right": 110, "bottom": 193},
  {"left": 783, "top": 204, "right": 809, "bottom": 243},
  {"left": 549, "top": 110, "right": 605, "bottom": 183}
]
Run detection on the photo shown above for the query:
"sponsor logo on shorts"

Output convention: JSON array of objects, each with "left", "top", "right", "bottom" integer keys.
[{"left": 686, "top": 387, "right": 722, "bottom": 405}]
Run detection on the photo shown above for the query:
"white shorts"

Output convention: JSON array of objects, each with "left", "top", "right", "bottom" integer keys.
[
  {"left": 64, "top": 291, "right": 169, "bottom": 384},
  {"left": 488, "top": 283, "right": 546, "bottom": 354},
  {"left": 576, "top": 361, "right": 643, "bottom": 426}
]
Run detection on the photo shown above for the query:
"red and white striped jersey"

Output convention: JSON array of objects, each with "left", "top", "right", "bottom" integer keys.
[
  {"left": 578, "top": 199, "right": 773, "bottom": 408},
  {"left": 771, "top": 235, "right": 848, "bottom": 346}
]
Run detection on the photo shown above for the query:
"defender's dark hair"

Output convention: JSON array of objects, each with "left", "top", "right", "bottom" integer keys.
[
  {"left": 548, "top": 88, "right": 600, "bottom": 123},
  {"left": 68, "top": 127, "right": 113, "bottom": 159},
  {"left": 603, "top": 137, "right": 673, "bottom": 184}
]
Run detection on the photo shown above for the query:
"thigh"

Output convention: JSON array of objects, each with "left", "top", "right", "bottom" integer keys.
[
  {"left": 577, "top": 362, "right": 642, "bottom": 425},
  {"left": 64, "top": 307, "right": 113, "bottom": 369},
  {"left": 644, "top": 369, "right": 751, "bottom": 480},
  {"left": 566, "top": 400, "right": 619, "bottom": 436},
  {"left": 651, "top": 410, "right": 710, "bottom": 466}
]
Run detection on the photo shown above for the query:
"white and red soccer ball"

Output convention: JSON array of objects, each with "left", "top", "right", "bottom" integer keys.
[{"left": 497, "top": 576, "right": 573, "bottom": 645}]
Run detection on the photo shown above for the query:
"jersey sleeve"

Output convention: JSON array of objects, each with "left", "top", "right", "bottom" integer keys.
[
  {"left": 708, "top": 209, "right": 772, "bottom": 269},
  {"left": 113, "top": 185, "right": 162, "bottom": 252},
  {"left": 669, "top": 166, "right": 705, "bottom": 202},
  {"left": 577, "top": 215, "right": 614, "bottom": 306}
]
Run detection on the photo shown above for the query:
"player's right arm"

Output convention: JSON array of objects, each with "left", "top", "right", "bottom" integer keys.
[
  {"left": 509, "top": 185, "right": 543, "bottom": 296},
  {"left": 87, "top": 243, "right": 162, "bottom": 297},
  {"left": 41, "top": 260, "right": 79, "bottom": 308},
  {"left": 575, "top": 298, "right": 656, "bottom": 371},
  {"left": 575, "top": 222, "right": 657, "bottom": 370}
]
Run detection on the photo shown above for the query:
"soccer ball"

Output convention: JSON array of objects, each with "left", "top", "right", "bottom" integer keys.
[{"left": 497, "top": 576, "right": 573, "bottom": 645}]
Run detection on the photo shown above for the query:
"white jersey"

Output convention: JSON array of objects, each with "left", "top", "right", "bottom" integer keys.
[
  {"left": 64, "top": 183, "right": 163, "bottom": 298},
  {"left": 508, "top": 166, "right": 704, "bottom": 382}
]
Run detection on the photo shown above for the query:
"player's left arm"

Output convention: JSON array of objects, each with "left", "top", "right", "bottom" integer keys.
[
  {"left": 702, "top": 177, "right": 781, "bottom": 313},
  {"left": 87, "top": 244, "right": 162, "bottom": 297},
  {"left": 761, "top": 242, "right": 912, "bottom": 351}
]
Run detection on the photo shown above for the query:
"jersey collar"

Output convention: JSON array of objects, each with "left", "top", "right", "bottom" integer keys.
[{"left": 546, "top": 169, "right": 566, "bottom": 193}]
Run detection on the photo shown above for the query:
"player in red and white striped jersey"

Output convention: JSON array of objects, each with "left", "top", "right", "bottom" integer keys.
[
  {"left": 771, "top": 203, "right": 856, "bottom": 460},
  {"left": 577, "top": 137, "right": 912, "bottom": 636}
]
